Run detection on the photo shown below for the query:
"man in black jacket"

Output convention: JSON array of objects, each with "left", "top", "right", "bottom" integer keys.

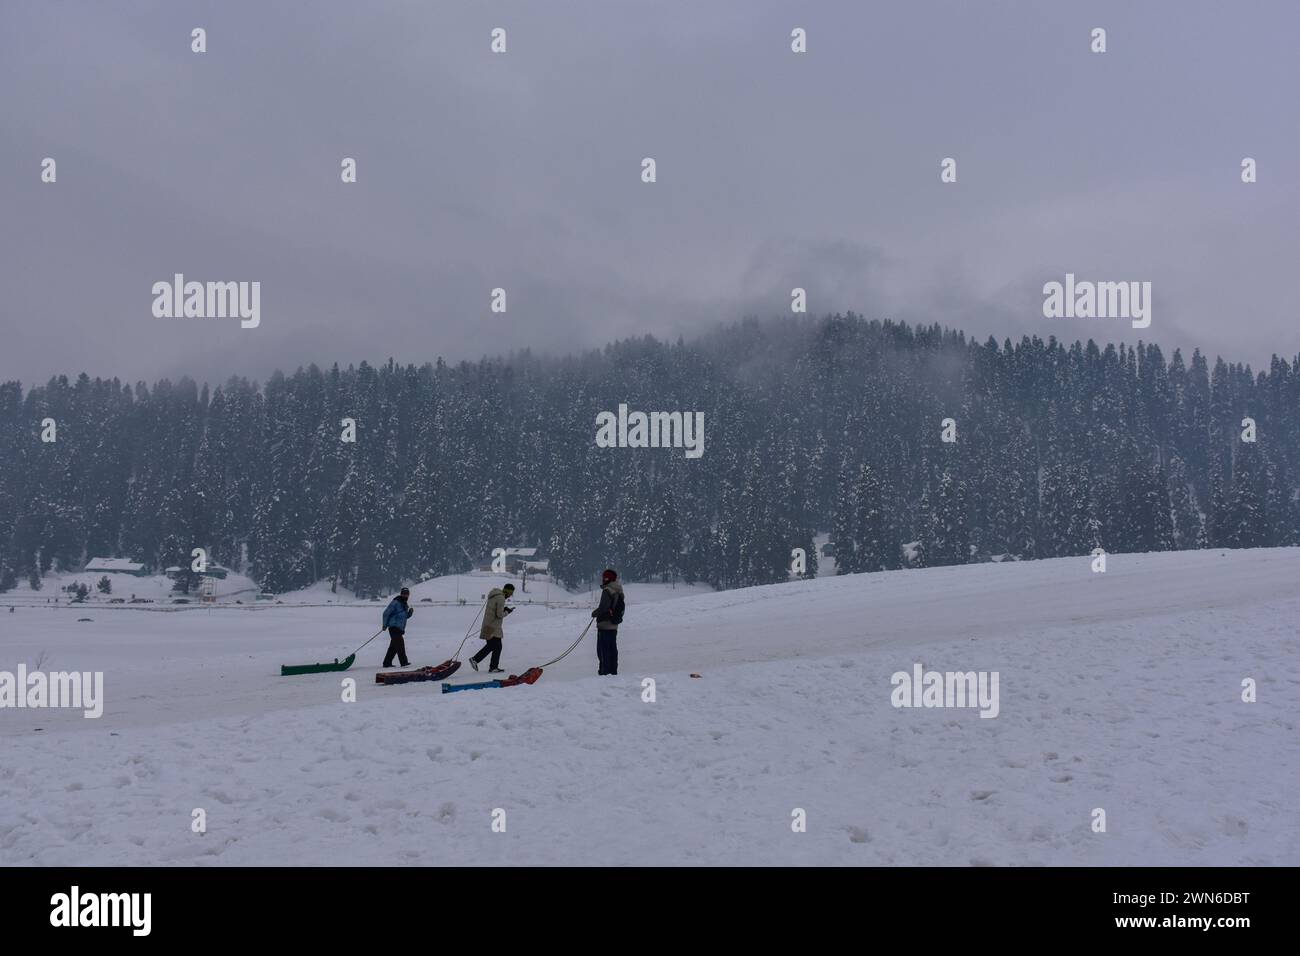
[{"left": 592, "top": 568, "right": 625, "bottom": 676}]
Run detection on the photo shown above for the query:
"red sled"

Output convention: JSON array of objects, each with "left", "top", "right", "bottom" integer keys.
[
  {"left": 497, "top": 667, "right": 544, "bottom": 687},
  {"left": 375, "top": 659, "right": 462, "bottom": 685}
]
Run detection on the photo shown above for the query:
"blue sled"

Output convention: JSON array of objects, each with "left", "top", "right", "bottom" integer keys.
[{"left": 442, "top": 679, "right": 503, "bottom": 693}]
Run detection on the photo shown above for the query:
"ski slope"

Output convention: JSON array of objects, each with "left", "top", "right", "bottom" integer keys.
[{"left": 1, "top": 549, "right": 1297, "bottom": 865}]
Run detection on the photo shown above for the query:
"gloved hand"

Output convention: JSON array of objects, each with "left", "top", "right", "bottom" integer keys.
[{"left": 504, "top": 606, "right": 514, "bottom": 615}]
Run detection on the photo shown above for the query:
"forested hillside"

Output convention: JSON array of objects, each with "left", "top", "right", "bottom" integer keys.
[{"left": 1, "top": 315, "right": 1295, "bottom": 595}]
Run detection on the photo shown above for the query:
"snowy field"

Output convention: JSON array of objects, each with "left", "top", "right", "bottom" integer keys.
[{"left": 1, "top": 550, "right": 1297, "bottom": 866}]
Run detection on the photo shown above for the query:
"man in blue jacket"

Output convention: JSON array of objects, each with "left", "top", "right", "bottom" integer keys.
[{"left": 382, "top": 587, "right": 415, "bottom": 667}]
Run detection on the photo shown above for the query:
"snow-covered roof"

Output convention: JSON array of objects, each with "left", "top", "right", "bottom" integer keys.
[
  {"left": 478, "top": 547, "right": 538, "bottom": 561},
  {"left": 85, "top": 558, "right": 146, "bottom": 572}
]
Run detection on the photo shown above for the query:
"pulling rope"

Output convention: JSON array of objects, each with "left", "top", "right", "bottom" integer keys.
[
  {"left": 450, "top": 598, "right": 488, "bottom": 662},
  {"left": 349, "top": 628, "right": 386, "bottom": 657},
  {"left": 536, "top": 618, "right": 594, "bottom": 669}
]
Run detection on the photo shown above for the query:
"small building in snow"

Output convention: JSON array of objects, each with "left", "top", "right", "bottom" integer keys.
[
  {"left": 477, "top": 547, "right": 540, "bottom": 574},
  {"left": 85, "top": 557, "right": 149, "bottom": 577}
]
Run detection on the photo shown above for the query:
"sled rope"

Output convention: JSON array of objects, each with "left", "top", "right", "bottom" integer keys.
[
  {"left": 351, "top": 628, "right": 385, "bottom": 656},
  {"left": 451, "top": 598, "right": 489, "bottom": 662},
  {"left": 537, "top": 618, "right": 594, "bottom": 669}
]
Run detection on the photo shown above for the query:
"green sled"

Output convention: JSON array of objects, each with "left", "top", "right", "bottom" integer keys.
[{"left": 281, "top": 653, "right": 356, "bottom": 676}]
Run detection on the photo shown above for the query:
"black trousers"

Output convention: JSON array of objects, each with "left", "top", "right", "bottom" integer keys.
[
  {"left": 597, "top": 629, "right": 618, "bottom": 675},
  {"left": 383, "top": 627, "right": 409, "bottom": 667},
  {"left": 472, "top": 638, "right": 502, "bottom": 669}
]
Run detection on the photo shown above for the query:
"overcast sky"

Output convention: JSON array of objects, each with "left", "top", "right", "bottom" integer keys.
[{"left": 1, "top": 0, "right": 1297, "bottom": 386}]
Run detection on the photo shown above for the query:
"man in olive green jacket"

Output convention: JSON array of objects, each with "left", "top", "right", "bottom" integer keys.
[{"left": 470, "top": 583, "right": 514, "bottom": 672}]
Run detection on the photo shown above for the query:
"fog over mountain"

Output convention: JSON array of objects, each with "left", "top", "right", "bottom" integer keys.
[{"left": 2, "top": 0, "right": 1297, "bottom": 383}]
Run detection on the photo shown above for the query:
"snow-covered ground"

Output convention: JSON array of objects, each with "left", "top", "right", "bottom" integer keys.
[
  {"left": 5, "top": 567, "right": 711, "bottom": 611},
  {"left": 1, "top": 550, "right": 1296, "bottom": 865}
]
